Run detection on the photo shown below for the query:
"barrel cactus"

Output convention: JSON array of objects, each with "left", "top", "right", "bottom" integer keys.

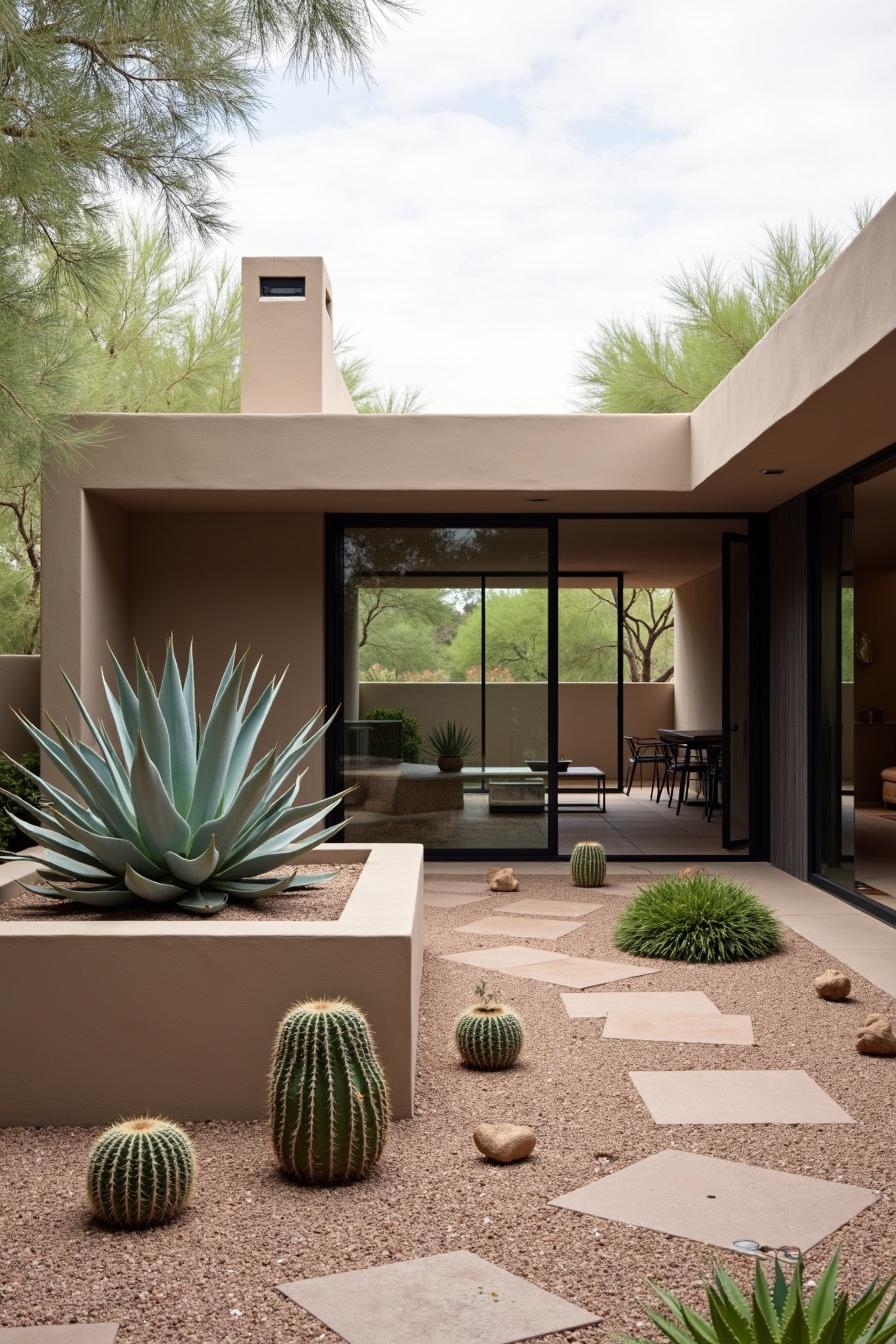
[
  {"left": 269, "top": 998, "right": 389, "bottom": 1184},
  {"left": 455, "top": 981, "right": 523, "bottom": 1070},
  {"left": 570, "top": 839, "right": 607, "bottom": 887},
  {"left": 1, "top": 641, "right": 347, "bottom": 914},
  {"left": 87, "top": 1117, "right": 195, "bottom": 1228}
]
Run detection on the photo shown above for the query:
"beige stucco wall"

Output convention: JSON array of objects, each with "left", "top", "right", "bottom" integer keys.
[
  {"left": 0, "top": 655, "right": 41, "bottom": 757},
  {"left": 673, "top": 569, "right": 722, "bottom": 729},
  {"left": 127, "top": 511, "right": 326, "bottom": 794},
  {"left": 357, "top": 680, "right": 674, "bottom": 783}
]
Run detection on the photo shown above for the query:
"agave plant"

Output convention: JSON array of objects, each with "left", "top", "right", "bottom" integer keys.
[
  {"left": 0, "top": 643, "right": 347, "bottom": 914},
  {"left": 425, "top": 720, "right": 477, "bottom": 760},
  {"left": 630, "top": 1251, "right": 896, "bottom": 1344}
]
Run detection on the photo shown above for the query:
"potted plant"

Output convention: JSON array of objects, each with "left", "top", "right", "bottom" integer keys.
[{"left": 426, "top": 720, "right": 477, "bottom": 773}]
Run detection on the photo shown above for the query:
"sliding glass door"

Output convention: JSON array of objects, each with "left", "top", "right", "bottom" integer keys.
[{"left": 334, "top": 522, "right": 552, "bottom": 856}]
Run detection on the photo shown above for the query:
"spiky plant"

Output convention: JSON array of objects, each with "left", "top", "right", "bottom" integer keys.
[
  {"left": 426, "top": 720, "right": 477, "bottom": 762},
  {"left": 455, "top": 981, "right": 523, "bottom": 1070},
  {"left": 627, "top": 1251, "right": 896, "bottom": 1344},
  {"left": 269, "top": 999, "right": 389, "bottom": 1184},
  {"left": 0, "top": 642, "right": 347, "bottom": 914},
  {"left": 87, "top": 1117, "right": 195, "bottom": 1228},
  {"left": 614, "top": 873, "right": 781, "bottom": 963},
  {"left": 570, "top": 840, "right": 606, "bottom": 887}
]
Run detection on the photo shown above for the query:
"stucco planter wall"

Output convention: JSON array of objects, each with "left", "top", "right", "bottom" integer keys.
[{"left": 0, "top": 842, "right": 423, "bottom": 1126}]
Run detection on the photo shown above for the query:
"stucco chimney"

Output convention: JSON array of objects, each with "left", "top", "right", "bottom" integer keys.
[{"left": 239, "top": 256, "right": 356, "bottom": 414}]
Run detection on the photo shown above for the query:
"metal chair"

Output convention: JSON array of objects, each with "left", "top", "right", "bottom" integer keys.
[{"left": 624, "top": 735, "right": 666, "bottom": 800}]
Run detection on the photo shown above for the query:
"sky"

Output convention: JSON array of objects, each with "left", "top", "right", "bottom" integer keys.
[{"left": 226, "top": 0, "right": 896, "bottom": 413}]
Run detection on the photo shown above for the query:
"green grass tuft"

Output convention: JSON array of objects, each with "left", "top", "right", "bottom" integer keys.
[{"left": 614, "top": 872, "right": 782, "bottom": 963}]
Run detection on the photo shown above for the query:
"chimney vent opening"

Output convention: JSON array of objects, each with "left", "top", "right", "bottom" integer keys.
[{"left": 260, "top": 276, "right": 306, "bottom": 299}]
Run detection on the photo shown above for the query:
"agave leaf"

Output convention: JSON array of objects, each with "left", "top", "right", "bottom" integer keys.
[
  {"left": 714, "top": 1267, "right": 752, "bottom": 1322},
  {"left": 270, "top": 709, "right": 337, "bottom": 791},
  {"left": 641, "top": 1304, "right": 703, "bottom": 1344},
  {"left": 134, "top": 648, "right": 173, "bottom": 795},
  {"left": 846, "top": 1283, "right": 893, "bottom": 1344},
  {"left": 18, "top": 880, "right": 134, "bottom": 907},
  {"left": 130, "top": 735, "right": 191, "bottom": 856},
  {"left": 159, "top": 640, "right": 197, "bottom": 815},
  {"left": 229, "top": 786, "right": 350, "bottom": 861},
  {"left": 44, "top": 809, "right": 165, "bottom": 879},
  {"left": 182, "top": 642, "right": 198, "bottom": 748},
  {"left": 226, "top": 798, "right": 344, "bottom": 867},
  {"left": 753, "top": 1260, "right": 783, "bottom": 1344},
  {"left": 124, "top": 866, "right": 186, "bottom": 902},
  {"left": 101, "top": 668, "right": 136, "bottom": 765},
  {"left": 204, "top": 646, "right": 237, "bottom": 728},
  {"left": 164, "top": 837, "right": 219, "bottom": 886},
  {"left": 212, "top": 872, "right": 296, "bottom": 897},
  {"left": 35, "top": 853, "right": 119, "bottom": 883},
  {"left": 679, "top": 1300, "right": 725, "bottom": 1344},
  {"left": 220, "top": 671, "right": 285, "bottom": 810},
  {"left": 189, "top": 751, "right": 277, "bottom": 859},
  {"left": 45, "top": 716, "right": 142, "bottom": 844},
  {"left": 95, "top": 720, "right": 134, "bottom": 797},
  {"left": 285, "top": 870, "right": 336, "bottom": 889},
  {"left": 10, "top": 814, "right": 102, "bottom": 865},
  {"left": 1, "top": 751, "right": 106, "bottom": 835},
  {"left": 706, "top": 1286, "right": 749, "bottom": 1344},
  {"left": 106, "top": 646, "right": 140, "bottom": 753},
  {"left": 176, "top": 889, "right": 227, "bottom": 915},
  {"left": 865, "top": 1319, "right": 896, "bottom": 1344},
  {"left": 807, "top": 1252, "right": 842, "bottom": 1338},
  {"left": 781, "top": 1284, "right": 811, "bottom": 1344},
  {"left": 187, "top": 653, "right": 246, "bottom": 826},
  {"left": 216, "top": 817, "right": 347, "bottom": 879},
  {"left": 774, "top": 1263, "right": 792, "bottom": 1319},
  {"left": 817, "top": 1296, "right": 849, "bottom": 1344}
]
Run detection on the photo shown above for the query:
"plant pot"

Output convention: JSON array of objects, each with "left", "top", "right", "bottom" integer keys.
[{"left": 437, "top": 755, "right": 463, "bottom": 773}]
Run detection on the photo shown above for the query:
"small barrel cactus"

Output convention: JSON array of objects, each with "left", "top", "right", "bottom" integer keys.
[
  {"left": 87, "top": 1117, "right": 195, "bottom": 1228},
  {"left": 455, "top": 981, "right": 523, "bottom": 1070},
  {"left": 570, "top": 839, "right": 607, "bottom": 887},
  {"left": 269, "top": 998, "right": 389, "bottom": 1184}
]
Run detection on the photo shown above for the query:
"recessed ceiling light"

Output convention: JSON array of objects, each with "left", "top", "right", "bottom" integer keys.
[
  {"left": 526, "top": 496, "right": 551, "bottom": 502},
  {"left": 759, "top": 468, "right": 785, "bottom": 476}
]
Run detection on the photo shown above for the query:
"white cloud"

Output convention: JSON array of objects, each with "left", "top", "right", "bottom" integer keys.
[{"left": 228, "top": 0, "right": 895, "bottom": 411}]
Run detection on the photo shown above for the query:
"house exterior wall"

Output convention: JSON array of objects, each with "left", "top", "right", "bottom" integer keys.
[
  {"left": 672, "top": 569, "right": 722, "bottom": 730},
  {"left": 768, "top": 495, "right": 809, "bottom": 879}
]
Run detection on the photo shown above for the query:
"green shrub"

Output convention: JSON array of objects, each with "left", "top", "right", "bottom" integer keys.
[
  {"left": 0, "top": 750, "right": 40, "bottom": 852},
  {"left": 364, "top": 706, "right": 422, "bottom": 763},
  {"left": 614, "top": 872, "right": 781, "bottom": 963},
  {"left": 628, "top": 1250, "right": 896, "bottom": 1344}
]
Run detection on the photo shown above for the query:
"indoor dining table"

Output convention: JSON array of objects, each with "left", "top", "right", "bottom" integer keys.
[{"left": 658, "top": 728, "right": 723, "bottom": 815}]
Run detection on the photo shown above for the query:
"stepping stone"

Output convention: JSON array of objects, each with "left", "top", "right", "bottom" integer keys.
[
  {"left": 424, "top": 890, "right": 486, "bottom": 910},
  {"left": 495, "top": 898, "right": 603, "bottom": 917},
  {"left": 442, "top": 945, "right": 558, "bottom": 971},
  {"left": 563, "top": 990, "right": 720, "bottom": 1019},
  {"left": 0, "top": 1330, "right": 119, "bottom": 1343},
  {"left": 630, "top": 1070, "right": 854, "bottom": 1124},
  {"left": 603, "top": 1012, "right": 754, "bottom": 1045},
  {"left": 515, "top": 958, "right": 656, "bottom": 990},
  {"left": 550, "top": 1149, "right": 878, "bottom": 1254},
  {"left": 278, "top": 1249, "right": 598, "bottom": 1344},
  {"left": 456, "top": 915, "right": 584, "bottom": 940}
]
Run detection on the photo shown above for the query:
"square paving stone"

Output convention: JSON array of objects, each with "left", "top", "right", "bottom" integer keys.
[
  {"left": 630, "top": 1070, "right": 854, "bottom": 1124},
  {"left": 562, "top": 990, "right": 720, "bottom": 1018},
  {"left": 424, "top": 890, "right": 487, "bottom": 909},
  {"left": 549, "top": 1149, "right": 878, "bottom": 1254},
  {"left": 0, "top": 1329, "right": 119, "bottom": 1343},
  {"left": 603, "top": 1011, "right": 754, "bottom": 1045},
  {"left": 495, "top": 898, "right": 603, "bottom": 917},
  {"left": 278, "top": 1249, "right": 598, "bottom": 1344},
  {"left": 441, "top": 945, "right": 559, "bottom": 971},
  {"left": 515, "top": 958, "right": 656, "bottom": 989},
  {"left": 425, "top": 881, "right": 487, "bottom": 895},
  {"left": 455, "top": 915, "right": 584, "bottom": 940}
]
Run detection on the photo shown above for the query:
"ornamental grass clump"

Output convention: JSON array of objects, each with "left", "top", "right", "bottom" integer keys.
[
  {"left": 0, "top": 642, "right": 346, "bottom": 914},
  {"left": 614, "top": 872, "right": 781, "bottom": 963},
  {"left": 626, "top": 1251, "right": 896, "bottom": 1344}
]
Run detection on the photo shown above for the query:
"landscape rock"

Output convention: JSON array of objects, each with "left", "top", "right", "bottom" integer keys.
[
  {"left": 488, "top": 867, "right": 519, "bottom": 892},
  {"left": 677, "top": 865, "right": 708, "bottom": 879},
  {"left": 814, "top": 969, "right": 852, "bottom": 1001},
  {"left": 473, "top": 1123, "right": 537, "bottom": 1163},
  {"left": 856, "top": 1013, "right": 896, "bottom": 1056}
]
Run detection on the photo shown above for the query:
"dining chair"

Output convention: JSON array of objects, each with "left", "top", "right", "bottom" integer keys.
[{"left": 624, "top": 735, "right": 666, "bottom": 800}]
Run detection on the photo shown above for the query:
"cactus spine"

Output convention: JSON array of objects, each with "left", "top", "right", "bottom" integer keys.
[
  {"left": 269, "top": 998, "right": 389, "bottom": 1184},
  {"left": 87, "top": 1117, "right": 195, "bottom": 1228},
  {"left": 455, "top": 982, "right": 523, "bottom": 1070},
  {"left": 570, "top": 840, "right": 607, "bottom": 887}
]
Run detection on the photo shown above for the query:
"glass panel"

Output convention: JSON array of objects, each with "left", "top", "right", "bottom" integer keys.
[
  {"left": 723, "top": 534, "right": 750, "bottom": 848},
  {"left": 813, "top": 484, "right": 855, "bottom": 887},
  {"left": 340, "top": 524, "right": 550, "bottom": 852}
]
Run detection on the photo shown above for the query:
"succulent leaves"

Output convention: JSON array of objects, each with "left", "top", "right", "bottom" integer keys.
[{"left": 1, "top": 642, "right": 346, "bottom": 913}]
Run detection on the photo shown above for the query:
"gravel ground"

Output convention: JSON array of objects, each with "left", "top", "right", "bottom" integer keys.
[
  {"left": 0, "top": 864, "right": 360, "bottom": 922},
  {"left": 1, "top": 869, "right": 895, "bottom": 1342}
]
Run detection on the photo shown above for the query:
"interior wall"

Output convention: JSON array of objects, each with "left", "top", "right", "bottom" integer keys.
[
  {"left": 356, "top": 681, "right": 674, "bottom": 784},
  {"left": 80, "top": 494, "right": 129, "bottom": 721},
  {"left": 672, "top": 568, "right": 722, "bottom": 729},
  {"left": 127, "top": 511, "right": 326, "bottom": 794},
  {"left": 854, "top": 570, "right": 896, "bottom": 803}
]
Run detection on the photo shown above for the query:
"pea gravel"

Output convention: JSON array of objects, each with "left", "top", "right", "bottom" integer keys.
[{"left": 1, "top": 870, "right": 894, "bottom": 1343}]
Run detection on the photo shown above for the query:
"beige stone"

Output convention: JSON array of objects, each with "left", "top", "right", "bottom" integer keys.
[
  {"left": 856, "top": 1014, "right": 896, "bottom": 1056},
  {"left": 677, "top": 865, "right": 708, "bottom": 879},
  {"left": 473, "top": 1124, "right": 537, "bottom": 1164},
  {"left": 814, "top": 969, "right": 852, "bottom": 1001},
  {"left": 488, "top": 868, "right": 518, "bottom": 892}
]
